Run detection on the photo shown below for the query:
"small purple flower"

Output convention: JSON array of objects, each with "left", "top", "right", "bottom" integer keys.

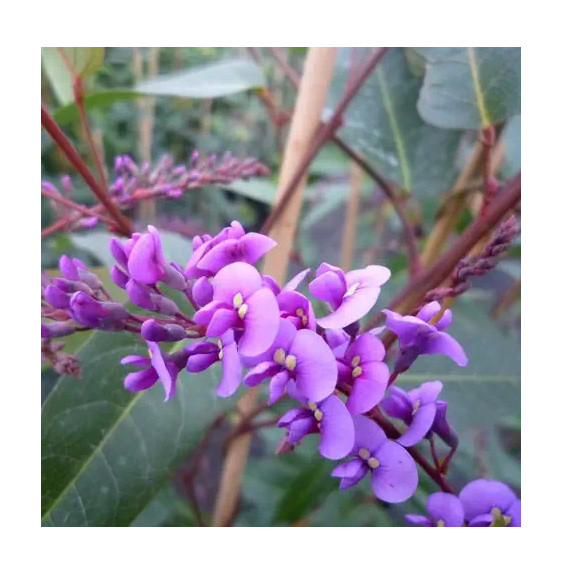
[
  {"left": 405, "top": 492, "right": 465, "bottom": 527},
  {"left": 121, "top": 341, "right": 187, "bottom": 401},
  {"left": 185, "top": 329, "right": 242, "bottom": 397},
  {"left": 331, "top": 415, "right": 418, "bottom": 503},
  {"left": 430, "top": 400, "right": 458, "bottom": 450},
  {"left": 193, "top": 262, "right": 279, "bottom": 358},
  {"left": 383, "top": 301, "right": 468, "bottom": 373},
  {"left": 41, "top": 320, "right": 77, "bottom": 339},
  {"left": 126, "top": 280, "right": 179, "bottom": 316},
  {"left": 141, "top": 319, "right": 187, "bottom": 342},
  {"left": 243, "top": 318, "right": 337, "bottom": 404},
  {"left": 277, "top": 394, "right": 354, "bottom": 460},
  {"left": 59, "top": 255, "right": 102, "bottom": 290},
  {"left": 380, "top": 381, "right": 443, "bottom": 447},
  {"left": 459, "top": 479, "right": 521, "bottom": 527},
  {"left": 277, "top": 289, "right": 316, "bottom": 330},
  {"left": 69, "top": 292, "right": 128, "bottom": 330},
  {"left": 337, "top": 333, "right": 389, "bottom": 414},
  {"left": 310, "top": 263, "right": 390, "bottom": 329}
]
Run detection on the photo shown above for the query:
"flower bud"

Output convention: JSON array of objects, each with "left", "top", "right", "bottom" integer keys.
[
  {"left": 141, "top": 319, "right": 186, "bottom": 342},
  {"left": 41, "top": 320, "right": 77, "bottom": 339},
  {"left": 44, "top": 285, "right": 71, "bottom": 309}
]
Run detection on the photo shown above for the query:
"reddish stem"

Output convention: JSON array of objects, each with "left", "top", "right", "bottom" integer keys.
[{"left": 41, "top": 188, "right": 113, "bottom": 226}]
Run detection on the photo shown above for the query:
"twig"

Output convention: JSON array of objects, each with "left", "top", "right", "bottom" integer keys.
[
  {"left": 41, "top": 188, "right": 113, "bottom": 226},
  {"left": 41, "top": 105, "right": 132, "bottom": 236}
]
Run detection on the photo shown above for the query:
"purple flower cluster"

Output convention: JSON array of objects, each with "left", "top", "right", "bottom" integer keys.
[{"left": 41, "top": 220, "right": 520, "bottom": 524}]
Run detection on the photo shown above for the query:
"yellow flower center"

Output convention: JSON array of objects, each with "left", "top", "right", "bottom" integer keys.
[
  {"left": 436, "top": 519, "right": 445, "bottom": 527},
  {"left": 352, "top": 366, "right": 363, "bottom": 378},
  {"left": 351, "top": 355, "right": 361, "bottom": 368},
  {"left": 412, "top": 399, "right": 421, "bottom": 415},
  {"left": 344, "top": 282, "right": 361, "bottom": 298},
  {"left": 313, "top": 409, "right": 323, "bottom": 422},
  {"left": 367, "top": 457, "right": 380, "bottom": 469},
  {"left": 273, "top": 348, "right": 286, "bottom": 366},
  {"left": 285, "top": 354, "right": 297, "bottom": 371},
  {"left": 358, "top": 448, "right": 370, "bottom": 460},
  {"left": 237, "top": 303, "right": 248, "bottom": 319}
]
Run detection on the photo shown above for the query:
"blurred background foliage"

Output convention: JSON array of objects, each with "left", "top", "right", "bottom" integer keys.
[{"left": 41, "top": 47, "right": 520, "bottom": 527}]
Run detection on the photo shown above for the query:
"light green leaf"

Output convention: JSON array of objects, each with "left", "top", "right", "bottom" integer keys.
[
  {"left": 135, "top": 58, "right": 265, "bottom": 99},
  {"left": 53, "top": 90, "right": 142, "bottom": 124},
  {"left": 42, "top": 331, "right": 237, "bottom": 526},
  {"left": 416, "top": 48, "right": 521, "bottom": 129},
  {"left": 42, "top": 48, "right": 105, "bottom": 105},
  {"left": 326, "top": 48, "right": 462, "bottom": 196},
  {"left": 501, "top": 115, "right": 521, "bottom": 178}
]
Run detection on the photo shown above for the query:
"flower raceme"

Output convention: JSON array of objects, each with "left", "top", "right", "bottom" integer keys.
[{"left": 40, "top": 221, "right": 518, "bottom": 525}]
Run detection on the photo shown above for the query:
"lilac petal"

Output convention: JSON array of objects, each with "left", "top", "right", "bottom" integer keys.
[
  {"left": 239, "top": 287, "right": 280, "bottom": 357},
  {"left": 126, "top": 280, "right": 154, "bottom": 310},
  {"left": 241, "top": 317, "right": 297, "bottom": 367},
  {"left": 318, "top": 395, "right": 355, "bottom": 460},
  {"left": 212, "top": 262, "right": 263, "bottom": 304},
  {"left": 59, "top": 255, "right": 79, "bottom": 280},
  {"left": 431, "top": 401, "right": 458, "bottom": 448},
  {"left": 325, "top": 329, "right": 351, "bottom": 358},
  {"left": 344, "top": 333, "right": 385, "bottom": 364},
  {"left": 268, "top": 370, "right": 291, "bottom": 404},
  {"left": 262, "top": 275, "right": 281, "bottom": 295},
  {"left": 217, "top": 340, "right": 242, "bottom": 397},
  {"left": 121, "top": 355, "right": 151, "bottom": 367},
  {"left": 397, "top": 404, "right": 437, "bottom": 447},
  {"left": 459, "top": 479, "right": 518, "bottom": 522},
  {"left": 187, "top": 353, "right": 218, "bottom": 372},
  {"left": 380, "top": 387, "right": 412, "bottom": 421},
  {"left": 278, "top": 407, "right": 308, "bottom": 427},
  {"left": 332, "top": 459, "right": 368, "bottom": 489},
  {"left": 505, "top": 499, "right": 521, "bottom": 527},
  {"left": 244, "top": 361, "right": 280, "bottom": 387},
  {"left": 469, "top": 513, "right": 495, "bottom": 527},
  {"left": 405, "top": 514, "right": 434, "bottom": 527},
  {"left": 124, "top": 368, "right": 158, "bottom": 392},
  {"left": 435, "top": 309, "right": 453, "bottom": 331},
  {"left": 347, "top": 368, "right": 388, "bottom": 415},
  {"left": 185, "top": 341, "right": 217, "bottom": 355},
  {"left": 383, "top": 309, "right": 432, "bottom": 345},
  {"left": 193, "top": 300, "right": 228, "bottom": 326},
  {"left": 240, "top": 232, "right": 277, "bottom": 263},
  {"left": 309, "top": 270, "right": 346, "bottom": 309},
  {"left": 290, "top": 329, "right": 337, "bottom": 402},
  {"left": 351, "top": 415, "right": 388, "bottom": 454},
  {"left": 284, "top": 268, "right": 310, "bottom": 291},
  {"left": 410, "top": 380, "right": 443, "bottom": 405},
  {"left": 206, "top": 308, "right": 239, "bottom": 338},
  {"left": 44, "top": 285, "right": 71, "bottom": 309},
  {"left": 288, "top": 415, "right": 317, "bottom": 444},
  {"left": 422, "top": 332, "right": 468, "bottom": 366},
  {"left": 128, "top": 230, "right": 166, "bottom": 284},
  {"left": 345, "top": 265, "right": 391, "bottom": 290},
  {"left": 192, "top": 277, "right": 214, "bottom": 307},
  {"left": 196, "top": 238, "right": 239, "bottom": 273},
  {"left": 426, "top": 492, "right": 465, "bottom": 526},
  {"left": 278, "top": 290, "right": 316, "bottom": 330},
  {"left": 147, "top": 341, "right": 177, "bottom": 401},
  {"left": 417, "top": 301, "right": 441, "bottom": 322},
  {"left": 371, "top": 440, "right": 418, "bottom": 503}
]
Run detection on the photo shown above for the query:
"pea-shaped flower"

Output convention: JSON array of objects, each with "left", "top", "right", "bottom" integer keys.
[
  {"left": 459, "top": 479, "right": 521, "bottom": 527},
  {"left": 405, "top": 492, "right": 465, "bottom": 527}
]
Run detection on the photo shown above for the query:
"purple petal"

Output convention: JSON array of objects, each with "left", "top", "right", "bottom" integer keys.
[
  {"left": 193, "top": 300, "right": 228, "bottom": 326},
  {"left": 287, "top": 415, "right": 317, "bottom": 444},
  {"left": 124, "top": 368, "right": 158, "bottom": 392},
  {"left": 187, "top": 353, "right": 218, "bottom": 372},
  {"left": 351, "top": 415, "right": 388, "bottom": 454},
  {"left": 212, "top": 262, "right": 263, "bottom": 304},
  {"left": 409, "top": 380, "right": 443, "bottom": 405},
  {"left": 416, "top": 301, "right": 441, "bottom": 322},
  {"left": 371, "top": 440, "right": 418, "bottom": 503},
  {"left": 345, "top": 265, "right": 390, "bottom": 290},
  {"left": 404, "top": 514, "right": 434, "bottom": 527},
  {"left": 469, "top": 513, "right": 495, "bottom": 527},
  {"left": 332, "top": 459, "right": 368, "bottom": 489},
  {"left": 426, "top": 492, "right": 465, "bottom": 526},
  {"left": 121, "top": 355, "right": 151, "bottom": 367},
  {"left": 128, "top": 228, "right": 166, "bottom": 284},
  {"left": 344, "top": 333, "right": 385, "bottom": 364},
  {"left": 238, "top": 287, "right": 280, "bottom": 357},
  {"left": 398, "top": 403, "right": 437, "bottom": 447},
  {"left": 383, "top": 309, "right": 432, "bottom": 346},
  {"left": 268, "top": 370, "right": 291, "bottom": 404},
  {"left": 196, "top": 238, "right": 239, "bottom": 273},
  {"left": 505, "top": 499, "right": 521, "bottom": 527},
  {"left": 459, "top": 479, "right": 518, "bottom": 522},
  {"left": 290, "top": 329, "right": 337, "bottom": 402},
  {"left": 380, "top": 387, "right": 412, "bottom": 421},
  {"left": 318, "top": 395, "right": 355, "bottom": 460},
  {"left": 217, "top": 339, "right": 242, "bottom": 397},
  {"left": 346, "top": 367, "right": 388, "bottom": 414},
  {"left": 241, "top": 317, "right": 297, "bottom": 367},
  {"left": 262, "top": 275, "right": 281, "bottom": 295},
  {"left": 206, "top": 308, "right": 239, "bottom": 338},
  {"left": 192, "top": 277, "right": 214, "bottom": 308},
  {"left": 422, "top": 332, "right": 468, "bottom": 366},
  {"left": 435, "top": 309, "right": 453, "bottom": 331},
  {"left": 284, "top": 268, "right": 310, "bottom": 291},
  {"left": 309, "top": 270, "right": 346, "bottom": 310},
  {"left": 244, "top": 361, "right": 280, "bottom": 387},
  {"left": 278, "top": 290, "right": 316, "bottom": 330},
  {"left": 278, "top": 407, "right": 308, "bottom": 427},
  {"left": 239, "top": 232, "right": 277, "bottom": 263}
]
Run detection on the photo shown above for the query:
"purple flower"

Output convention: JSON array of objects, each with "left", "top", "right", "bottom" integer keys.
[
  {"left": 121, "top": 341, "right": 187, "bottom": 401},
  {"left": 69, "top": 292, "right": 128, "bottom": 330},
  {"left": 193, "top": 262, "right": 279, "bottom": 357},
  {"left": 331, "top": 415, "right": 418, "bottom": 503},
  {"left": 310, "top": 263, "right": 390, "bottom": 329},
  {"left": 59, "top": 256, "right": 102, "bottom": 290},
  {"left": 459, "top": 479, "right": 521, "bottom": 527},
  {"left": 277, "top": 289, "right": 316, "bottom": 330},
  {"left": 405, "top": 492, "right": 465, "bottom": 526},
  {"left": 185, "top": 330, "right": 242, "bottom": 397},
  {"left": 126, "top": 280, "right": 179, "bottom": 315},
  {"left": 243, "top": 318, "right": 337, "bottom": 404},
  {"left": 277, "top": 394, "right": 354, "bottom": 460},
  {"left": 383, "top": 301, "right": 468, "bottom": 373},
  {"left": 380, "top": 381, "right": 443, "bottom": 447},
  {"left": 141, "top": 319, "right": 187, "bottom": 342},
  {"left": 337, "top": 333, "right": 389, "bottom": 414},
  {"left": 430, "top": 401, "right": 458, "bottom": 449}
]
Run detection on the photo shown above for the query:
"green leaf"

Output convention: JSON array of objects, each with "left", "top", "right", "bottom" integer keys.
[
  {"left": 53, "top": 90, "right": 142, "bottom": 124},
  {"left": 42, "top": 331, "right": 237, "bottom": 526},
  {"left": 501, "top": 115, "right": 521, "bottom": 178},
  {"left": 327, "top": 48, "right": 462, "bottom": 196},
  {"left": 42, "top": 48, "right": 105, "bottom": 105},
  {"left": 135, "top": 58, "right": 265, "bottom": 99},
  {"left": 416, "top": 48, "right": 521, "bottom": 129}
]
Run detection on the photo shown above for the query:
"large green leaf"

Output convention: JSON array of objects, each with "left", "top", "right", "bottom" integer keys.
[
  {"left": 42, "top": 47, "right": 105, "bottom": 105},
  {"left": 135, "top": 58, "right": 265, "bottom": 99},
  {"left": 53, "top": 90, "right": 142, "bottom": 124},
  {"left": 42, "top": 331, "right": 236, "bottom": 526},
  {"left": 416, "top": 48, "right": 521, "bottom": 130},
  {"left": 326, "top": 48, "right": 462, "bottom": 196}
]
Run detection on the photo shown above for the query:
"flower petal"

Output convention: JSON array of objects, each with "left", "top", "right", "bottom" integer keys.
[
  {"left": 404, "top": 514, "right": 434, "bottom": 527},
  {"left": 284, "top": 268, "right": 310, "bottom": 291},
  {"left": 212, "top": 261, "right": 263, "bottom": 304},
  {"left": 206, "top": 308, "right": 239, "bottom": 338},
  {"left": 380, "top": 387, "right": 412, "bottom": 421},
  {"left": 397, "top": 404, "right": 437, "bottom": 447},
  {"left": 317, "top": 395, "right": 355, "bottom": 460},
  {"left": 351, "top": 415, "right": 388, "bottom": 454},
  {"left": 124, "top": 368, "right": 158, "bottom": 392},
  {"left": 238, "top": 287, "right": 280, "bottom": 357},
  {"left": 459, "top": 479, "right": 518, "bottom": 522},
  {"left": 422, "top": 332, "right": 468, "bottom": 366},
  {"left": 371, "top": 440, "right": 418, "bottom": 503},
  {"left": 416, "top": 301, "right": 441, "bottom": 322},
  {"left": 217, "top": 339, "right": 242, "bottom": 397},
  {"left": 309, "top": 270, "right": 346, "bottom": 309},
  {"left": 347, "top": 368, "right": 388, "bottom": 414},
  {"left": 269, "top": 370, "right": 291, "bottom": 404},
  {"left": 128, "top": 229, "right": 166, "bottom": 284},
  {"left": 332, "top": 459, "right": 368, "bottom": 489},
  {"left": 187, "top": 352, "right": 219, "bottom": 372},
  {"left": 426, "top": 492, "right": 465, "bottom": 526},
  {"left": 244, "top": 361, "right": 280, "bottom": 387}
]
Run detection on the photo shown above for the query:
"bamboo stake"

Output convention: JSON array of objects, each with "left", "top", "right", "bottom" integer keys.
[
  {"left": 340, "top": 162, "right": 363, "bottom": 270},
  {"left": 211, "top": 48, "right": 338, "bottom": 527}
]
